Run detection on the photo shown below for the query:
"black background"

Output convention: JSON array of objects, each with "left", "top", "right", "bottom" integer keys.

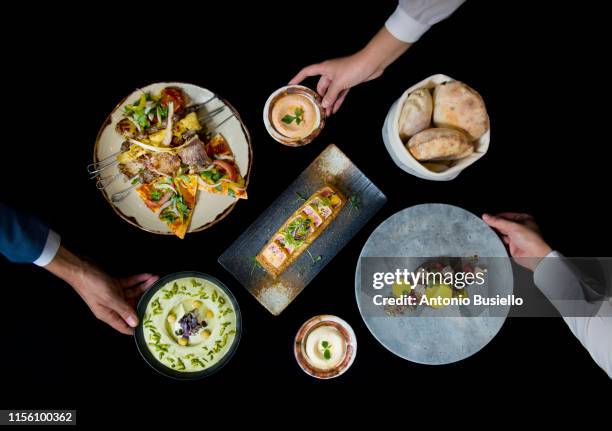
[{"left": 1, "top": 0, "right": 610, "bottom": 422}]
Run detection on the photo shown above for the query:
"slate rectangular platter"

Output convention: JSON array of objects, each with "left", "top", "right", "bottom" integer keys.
[{"left": 218, "top": 144, "right": 387, "bottom": 315}]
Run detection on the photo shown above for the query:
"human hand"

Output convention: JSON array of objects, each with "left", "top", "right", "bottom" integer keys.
[
  {"left": 69, "top": 268, "right": 159, "bottom": 335},
  {"left": 482, "top": 213, "right": 552, "bottom": 271},
  {"left": 289, "top": 27, "right": 411, "bottom": 115},
  {"left": 44, "top": 246, "right": 159, "bottom": 335},
  {"left": 289, "top": 51, "right": 382, "bottom": 115}
]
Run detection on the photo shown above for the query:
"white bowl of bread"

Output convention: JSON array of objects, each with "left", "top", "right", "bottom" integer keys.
[{"left": 382, "top": 74, "right": 490, "bottom": 181}]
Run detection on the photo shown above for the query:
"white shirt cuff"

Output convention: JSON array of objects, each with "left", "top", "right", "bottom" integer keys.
[
  {"left": 33, "top": 229, "right": 61, "bottom": 267},
  {"left": 385, "top": 5, "right": 431, "bottom": 43},
  {"left": 533, "top": 250, "right": 572, "bottom": 300}
]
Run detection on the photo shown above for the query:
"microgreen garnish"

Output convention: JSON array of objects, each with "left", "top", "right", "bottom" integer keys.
[
  {"left": 306, "top": 249, "right": 322, "bottom": 265},
  {"left": 283, "top": 217, "right": 312, "bottom": 248},
  {"left": 281, "top": 107, "right": 304, "bottom": 125},
  {"left": 348, "top": 194, "right": 361, "bottom": 216},
  {"left": 250, "top": 256, "right": 262, "bottom": 275},
  {"left": 292, "top": 191, "right": 308, "bottom": 204},
  {"left": 321, "top": 340, "right": 332, "bottom": 360}
]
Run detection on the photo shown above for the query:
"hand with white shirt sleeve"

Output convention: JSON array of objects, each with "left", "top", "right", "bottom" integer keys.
[
  {"left": 289, "top": 28, "right": 411, "bottom": 115},
  {"left": 289, "top": 0, "right": 465, "bottom": 115},
  {"left": 483, "top": 212, "right": 612, "bottom": 379},
  {"left": 481, "top": 213, "right": 552, "bottom": 270}
]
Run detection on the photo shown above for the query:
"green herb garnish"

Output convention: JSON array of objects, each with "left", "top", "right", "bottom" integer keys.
[
  {"left": 159, "top": 209, "right": 177, "bottom": 223},
  {"left": 348, "top": 194, "right": 361, "bottom": 216},
  {"left": 292, "top": 191, "right": 308, "bottom": 204},
  {"left": 150, "top": 298, "right": 163, "bottom": 315},
  {"left": 306, "top": 249, "right": 322, "bottom": 265},
  {"left": 321, "top": 340, "right": 332, "bottom": 360},
  {"left": 283, "top": 217, "right": 312, "bottom": 248},
  {"left": 150, "top": 190, "right": 161, "bottom": 201},
  {"left": 281, "top": 107, "right": 304, "bottom": 125},
  {"left": 200, "top": 169, "right": 223, "bottom": 183},
  {"left": 175, "top": 194, "right": 190, "bottom": 220}
]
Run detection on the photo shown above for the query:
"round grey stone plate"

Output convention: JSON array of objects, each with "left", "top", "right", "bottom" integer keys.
[{"left": 354, "top": 204, "right": 513, "bottom": 365}]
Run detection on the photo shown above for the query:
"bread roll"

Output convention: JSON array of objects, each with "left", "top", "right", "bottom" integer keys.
[
  {"left": 398, "top": 88, "right": 433, "bottom": 141},
  {"left": 422, "top": 162, "right": 450, "bottom": 173},
  {"left": 407, "top": 128, "right": 473, "bottom": 161},
  {"left": 433, "top": 81, "right": 489, "bottom": 140}
]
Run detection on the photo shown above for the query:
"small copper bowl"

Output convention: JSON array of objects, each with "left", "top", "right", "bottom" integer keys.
[
  {"left": 294, "top": 315, "right": 357, "bottom": 379},
  {"left": 263, "top": 85, "right": 326, "bottom": 147}
]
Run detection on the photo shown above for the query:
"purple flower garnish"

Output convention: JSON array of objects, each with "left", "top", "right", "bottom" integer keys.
[{"left": 178, "top": 311, "right": 202, "bottom": 337}]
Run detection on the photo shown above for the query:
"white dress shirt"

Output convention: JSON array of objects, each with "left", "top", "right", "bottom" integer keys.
[
  {"left": 33, "top": 229, "right": 61, "bottom": 267},
  {"left": 535, "top": 251, "right": 612, "bottom": 378},
  {"left": 385, "top": 0, "right": 466, "bottom": 43}
]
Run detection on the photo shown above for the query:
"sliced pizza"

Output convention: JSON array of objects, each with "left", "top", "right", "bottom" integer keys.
[
  {"left": 136, "top": 175, "right": 198, "bottom": 239},
  {"left": 135, "top": 177, "right": 175, "bottom": 212},
  {"left": 197, "top": 134, "right": 248, "bottom": 199}
]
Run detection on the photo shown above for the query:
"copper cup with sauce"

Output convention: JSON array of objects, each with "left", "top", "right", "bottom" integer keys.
[
  {"left": 263, "top": 85, "right": 326, "bottom": 146},
  {"left": 294, "top": 314, "right": 357, "bottom": 379}
]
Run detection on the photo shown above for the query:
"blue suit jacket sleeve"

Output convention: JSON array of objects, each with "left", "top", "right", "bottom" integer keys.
[{"left": 0, "top": 202, "right": 51, "bottom": 263}]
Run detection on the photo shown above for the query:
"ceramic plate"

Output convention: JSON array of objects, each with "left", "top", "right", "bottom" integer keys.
[
  {"left": 219, "top": 144, "right": 386, "bottom": 315},
  {"left": 93, "top": 82, "right": 252, "bottom": 235},
  {"left": 134, "top": 271, "right": 241, "bottom": 380},
  {"left": 355, "top": 204, "right": 513, "bottom": 365}
]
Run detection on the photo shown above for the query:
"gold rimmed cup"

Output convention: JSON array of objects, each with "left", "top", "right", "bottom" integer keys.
[
  {"left": 263, "top": 85, "right": 326, "bottom": 147},
  {"left": 294, "top": 315, "right": 357, "bottom": 379}
]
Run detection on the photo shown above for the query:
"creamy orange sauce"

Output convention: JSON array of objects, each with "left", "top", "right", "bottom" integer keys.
[{"left": 271, "top": 94, "right": 318, "bottom": 139}]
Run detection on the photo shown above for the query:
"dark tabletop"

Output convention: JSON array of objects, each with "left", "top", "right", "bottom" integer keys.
[{"left": 1, "top": 0, "right": 610, "bottom": 420}]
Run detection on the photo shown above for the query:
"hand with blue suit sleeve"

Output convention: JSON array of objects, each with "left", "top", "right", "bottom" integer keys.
[
  {"left": 1, "top": 202, "right": 158, "bottom": 335},
  {"left": 0, "top": 202, "right": 61, "bottom": 265}
]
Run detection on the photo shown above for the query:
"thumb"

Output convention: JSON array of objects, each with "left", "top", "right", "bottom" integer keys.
[
  {"left": 482, "top": 213, "right": 518, "bottom": 235},
  {"left": 111, "top": 296, "right": 139, "bottom": 328}
]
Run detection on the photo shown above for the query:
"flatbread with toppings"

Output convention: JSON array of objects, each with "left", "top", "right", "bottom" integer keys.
[
  {"left": 197, "top": 134, "right": 248, "bottom": 199},
  {"left": 109, "top": 86, "right": 249, "bottom": 238},
  {"left": 137, "top": 175, "right": 198, "bottom": 239}
]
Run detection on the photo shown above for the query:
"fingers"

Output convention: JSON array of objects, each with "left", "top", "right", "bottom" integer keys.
[
  {"left": 332, "top": 89, "right": 349, "bottom": 114},
  {"left": 124, "top": 275, "right": 158, "bottom": 299},
  {"left": 108, "top": 296, "right": 139, "bottom": 328},
  {"left": 96, "top": 306, "right": 133, "bottom": 335},
  {"left": 288, "top": 64, "right": 325, "bottom": 85},
  {"left": 322, "top": 81, "right": 344, "bottom": 115},
  {"left": 495, "top": 212, "right": 534, "bottom": 223},
  {"left": 317, "top": 76, "right": 331, "bottom": 97},
  {"left": 482, "top": 213, "right": 519, "bottom": 235},
  {"left": 119, "top": 273, "right": 157, "bottom": 288}
]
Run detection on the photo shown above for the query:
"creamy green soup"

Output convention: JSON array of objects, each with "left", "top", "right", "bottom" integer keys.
[{"left": 143, "top": 277, "right": 237, "bottom": 372}]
